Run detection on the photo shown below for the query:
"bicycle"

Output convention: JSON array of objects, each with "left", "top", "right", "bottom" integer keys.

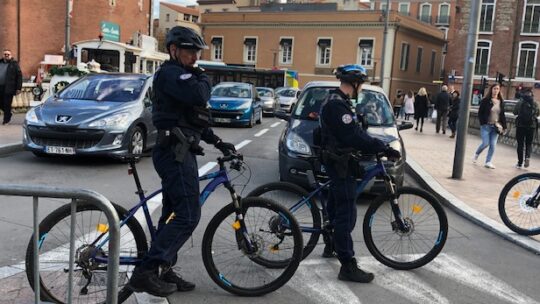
[
  {"left": 25, "top": 153, "right": 303, "bottom": 303},
  {"left": 248, "top": 151, "right": 448, "bottom": 270},
  {"left": 498, "top": 172, "right": 540, "bottom": 235}
]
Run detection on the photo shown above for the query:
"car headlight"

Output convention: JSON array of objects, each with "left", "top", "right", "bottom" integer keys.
[
  {"left": 89, "top": 112, "right": 131, "bottom": 128},
  {"left": 237, "top": 100, "right": 252, "bottom": 110},
  {"left": 25, "top": 108, "right": 40, "bottom": 124},
  {"left": 286, "top": 132, "right": 312, "bottom": 155}
]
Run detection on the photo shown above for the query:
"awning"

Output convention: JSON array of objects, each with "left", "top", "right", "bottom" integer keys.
[
  {"left": 280, "top": 38, "right": 292, "bottom": 46},
  {"left": 244, "top": 38, "right": 257, "bottom": 46},
  {"left": 359, "top": 40, "right": 373, "bottom": 48},
  {"left": 211, "top": 37, "right": 222, "bottom": 45},
  {"left": 317, "top": 39, "right": 331, "bottom": 48}
]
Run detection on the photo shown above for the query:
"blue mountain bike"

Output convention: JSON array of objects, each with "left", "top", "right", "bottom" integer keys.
[
  {"left": 25, "top": 153, "right": 303, "bottom": 303},
  {"left": 498, "top": 172, "right": 540, "bottom": 235},
  {"left": 248, "top": 151, "right": 448, "bottom": 270}
]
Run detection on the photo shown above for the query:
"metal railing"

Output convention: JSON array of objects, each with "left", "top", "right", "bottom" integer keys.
[{"left": 0, "top": 184, "right": 120, "bottom": 304}]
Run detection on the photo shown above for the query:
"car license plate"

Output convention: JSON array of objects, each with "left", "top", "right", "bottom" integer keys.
[
  {"left": 214, "top": 117, "right": 231, "bottom": 123},
  {"left": 45, "top": 146, "right": 75, "bottom": 155}
]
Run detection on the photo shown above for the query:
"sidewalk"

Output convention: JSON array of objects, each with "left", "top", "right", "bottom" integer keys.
[
  {"left": 401, "top": 119, "right": 540, "bottom": 254},
  {"left": 0, "top": 113, "right": 24, "bottom": 155}
]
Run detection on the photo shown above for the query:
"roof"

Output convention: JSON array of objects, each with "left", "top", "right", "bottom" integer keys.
[
  {"left": 197, "top": 0, "right": 235, "bottom": 5},
  {"left": 161, "top": 2, "right": 200, "bottom": 16}
]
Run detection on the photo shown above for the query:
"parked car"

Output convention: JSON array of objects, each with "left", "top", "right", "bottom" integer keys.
[
  {"left": 208, "top": 82, "right": 263, "bottom": 127},
  {"left": 256, "top": 87, "right": 278, "bottom": 116},
  {"left": 23, "top": 73, "right": 156, "bottom": 158},
  {"left": 276, "top": 87, "right": 301, "bottom": 113},
  {"left": 275, "top": 81, "right": 413, "bottom": 192}
]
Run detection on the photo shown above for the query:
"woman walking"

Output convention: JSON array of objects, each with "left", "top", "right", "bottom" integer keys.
[
  {"left": 403, "top": 90, "right": 415, "bottom": 121},
  {"left": 473, "top": 84, "right": 507, "bottom": 169},
  {"left": 413, "top": 87, "right": 429, "bottom": 132},
  {"left": 448, "top": 91, "right": 461, "bottom": 138}
]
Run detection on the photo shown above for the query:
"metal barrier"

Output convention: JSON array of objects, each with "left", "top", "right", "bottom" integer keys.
[{"left": 0, "top": 184, "right": 120, "bottom": 304}]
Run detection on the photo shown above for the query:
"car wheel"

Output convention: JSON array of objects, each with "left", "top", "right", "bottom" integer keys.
[
  {"left": 247, "top": 112, "right": 255, "bottom": 128},
  {"left": 129, "top": 126, "right": 145, "bottom": 156},
  {"left": 256, "top": 109, "right": 262, "bottom": 124}
]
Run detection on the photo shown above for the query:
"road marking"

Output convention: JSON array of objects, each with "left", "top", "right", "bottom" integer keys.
[
  {"left": 198, "top": 162, "right": 217, "bottom": 176},
  {"left": 235, "top": 140, "right": 252, "bottom": 150},
  {"left": 271, "top": 122, "right": 281, "bottom": 128},
  {"left": 254, "top": 128, "right": 269, "bottom": 137}
]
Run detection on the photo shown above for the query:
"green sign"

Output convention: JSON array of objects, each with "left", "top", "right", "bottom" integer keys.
[{"left": 100, "top": 21, "right": 120, "bottom": 42}]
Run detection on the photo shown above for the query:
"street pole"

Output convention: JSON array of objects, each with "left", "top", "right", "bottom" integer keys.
[
  {"left": 452, "top": 0, "right": 482, "bottom": 179},
  {"left": 379, "top": 0, "right": 390, "bottom": 88},
  {"left": 149, "top": 0, "right": 154, "bottom": 36},
  {"left": 64, "top": 0, "right": 71, "bottom": 61}
]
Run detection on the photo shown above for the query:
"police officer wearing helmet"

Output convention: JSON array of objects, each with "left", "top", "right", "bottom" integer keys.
[
  {"left": 319, "top": 64, "right": 400, "bottom": 283},
  {"left": 128, "top": 26, "right": 236, "bottom": 297}
]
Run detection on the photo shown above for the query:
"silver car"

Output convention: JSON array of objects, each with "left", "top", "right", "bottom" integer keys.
[
  {"left": 23, "top": 73, "right": 157, "bottom": 158},
  {"left": 276, "top": 87, "right": 301, "bottom": 113},
  {"left": 256, "top": 87, "right": 278, "bottom": 116}
]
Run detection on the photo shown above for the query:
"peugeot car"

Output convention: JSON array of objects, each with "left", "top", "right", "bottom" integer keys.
[
  {"left": 23, "top": 73, "right": 156, "bottom": 158},
  {"left": 275, "top": 81, "right": 413, "bottom": 192},
  {"left": 208, "top": 82, "right": 263, "bottom": 127}
]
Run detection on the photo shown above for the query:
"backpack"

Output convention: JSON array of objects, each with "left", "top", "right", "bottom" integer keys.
[{"left": 517, "top": 100, "right": 537, "bottom": 127}]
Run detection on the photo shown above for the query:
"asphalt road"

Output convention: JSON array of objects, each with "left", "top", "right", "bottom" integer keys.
[{"left": 0, "top": 117, "right": 539, "bottom": 304}]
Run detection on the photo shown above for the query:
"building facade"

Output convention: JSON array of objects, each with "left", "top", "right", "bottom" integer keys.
[
  {"left": 159, "top": 2, "right": 201, "bottom": 34},
  {"left": 0, "top": 0, "right": 151, "bottom": 78},
  {"left": 201, "top": 10, "right": 445, "bottom": 100}
]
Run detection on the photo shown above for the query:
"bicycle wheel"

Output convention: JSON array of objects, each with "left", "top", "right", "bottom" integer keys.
[
  {"left": 498, "top": 173, "right": 540, "bottom": 235},
  {"left": 202, "top": 197, "right": 303, "bottom": 296},
  {"left": 25, "top": 201, "right": 148, "bottom": 304},
  {"left": 363, "top": 187, "right": 448, "bottom": 270},
  {"left": 247, "top": 182, "right": 321, "bottom": 260}
]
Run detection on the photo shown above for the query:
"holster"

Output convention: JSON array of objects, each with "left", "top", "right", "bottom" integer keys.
[
  {"left": 157, "top": 127, "right": 204, "bottom": 163},
  {"left": 320, "top": 150, "right": 350, "bottom": 179}
]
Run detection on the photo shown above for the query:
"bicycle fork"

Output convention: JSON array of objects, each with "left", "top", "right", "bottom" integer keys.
[{"left": 384, "top": 174, "right": 411, "bottom": 233}]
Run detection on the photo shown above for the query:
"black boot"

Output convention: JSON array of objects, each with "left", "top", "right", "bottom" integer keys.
[
  {"left": 128, "top": 267, "right": 177, "bottom": 297},
  {"left": 338, "top": 258, "right": 374, "bottom": 283},
  {"left": 161, "top": 269, "right": 196, "bottom": 291},
  {"left": 322, "top": 243, "right": 337, "bottom": 258}
]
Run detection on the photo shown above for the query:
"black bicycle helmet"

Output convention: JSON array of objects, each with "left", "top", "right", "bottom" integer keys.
[
  {"left": 334, "top": 64, "right": 368, "bottom": 84},
  {"left": 166, "top": 26, "right": 208, "bottom": 50}
]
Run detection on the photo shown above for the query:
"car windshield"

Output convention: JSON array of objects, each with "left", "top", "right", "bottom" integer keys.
[
  {"left": 58, "top": 75, "right": 146, "bottom": 102},
  {"left": 256, "top": 88, "right": 274, "bottom": 97},
  {"left": 212, "top": 84, "right": 251, "bottom": 98},
  {"left": 277, "top": 89, "right": 297, "bottom": 97}
]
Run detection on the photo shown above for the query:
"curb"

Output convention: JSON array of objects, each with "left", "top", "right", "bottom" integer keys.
[
  {"left": 0, "top": 143, "right": 24, "bottom": 156},
  {"left": 405, "top": 155, "right": 540, "bottom": 255}
]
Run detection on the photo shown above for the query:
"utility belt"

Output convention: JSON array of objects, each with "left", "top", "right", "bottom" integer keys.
[
  {"left": 320, "top": 148, "right": 364, "bottom": 179},
  {"left": 157, "top": 127, "right": 204, "bottom": 163}
]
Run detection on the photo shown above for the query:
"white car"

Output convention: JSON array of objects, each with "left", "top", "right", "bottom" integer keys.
[{"left": 276, "top": 87, "right": 301, "bottom": 113}]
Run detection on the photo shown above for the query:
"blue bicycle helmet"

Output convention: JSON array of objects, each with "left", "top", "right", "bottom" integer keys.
[{"left": 334, "top": 64, "right": 368, "bottom": 84}]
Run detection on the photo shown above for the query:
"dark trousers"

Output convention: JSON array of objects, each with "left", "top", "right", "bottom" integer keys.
[
  {"left": 516, "top": 127, "right": 535, "bottom": 165},
  {"left": 436, "top": 110, "right": 448, "bottom": 133},
  {"left": 139, "top": 146, "right": 201, "bottom": 271},
  {"left": 0, "top": 86, "right": 13, "bottom": 124},
  {"left": 326, "top": 165, "right": 358, "bottom": 263},
  {"left": 448, "top": 117, "right": 458, "bottom": 133}
]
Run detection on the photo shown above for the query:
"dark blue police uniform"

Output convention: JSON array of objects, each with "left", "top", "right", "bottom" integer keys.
[{"left": 320, "top": 89, "right": 387, "bottom": 263}]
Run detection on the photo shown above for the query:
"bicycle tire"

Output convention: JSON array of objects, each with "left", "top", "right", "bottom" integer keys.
[
  {"left": 363, "top": 187, "right": 448, "bottom": 270},
  {"left": 247, "top": 182, "right": 322, "bottom": 260},
  {"left": 25, "top": 201, "right": 148, "bottom": 304},
  {"left": 201, "top": 197, "right": 303, "bottom": 296},
  {"left": 498, "top": 173, "right": 540, "bottom": 235}
]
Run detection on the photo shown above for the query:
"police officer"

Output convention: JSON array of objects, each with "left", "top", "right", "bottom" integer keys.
[
  {"left": 319, "top": 64, "right": 400, "bottom": 283},
  {"left": 128, "top": 26, "right": 236, "bottom": 297}
]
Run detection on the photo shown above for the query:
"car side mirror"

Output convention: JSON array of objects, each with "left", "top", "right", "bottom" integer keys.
[
  {"left": 398, "top": 120, "right": 414, "bottom": 131},
  {"left": 274, "top": 109, "right": 291, "bottom": 121},
  {"left": 255, "top": 96, "right": 261, "bottom": 102}
]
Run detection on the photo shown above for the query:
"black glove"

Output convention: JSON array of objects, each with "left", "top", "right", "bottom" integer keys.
[
  {"left": 385, "top": 147, "right": 401, "bottom": 161},
  {"left": 215, "top": 140, "right": 236, "bottom": 156},
  {"left": 186, "top": 66, "right": 205, "bottom": 77}
]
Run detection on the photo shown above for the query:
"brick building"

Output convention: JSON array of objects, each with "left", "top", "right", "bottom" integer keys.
[
  {"left": 155, "top": 2, "right": 201, "bottom": 51},
  {"left": 0, "top": 0, "right": 151, "bottom": 78}
]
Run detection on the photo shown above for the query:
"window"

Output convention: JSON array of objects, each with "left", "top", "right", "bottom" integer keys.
[
  {"left": 517, "top": 42, "right": 538, "bottom": 78},
  {"left": 211, "top": 37, "right": 223, "bottom": 61},
  {"left": 317, "top": 38, "right": 332, "bottom": 66},
  {"left": 400, "top": 43, "right": 410, "bottom": 71},
  {"left": 192, "top": 16, "right": 199, "bottom": 23},
  {"left": 523, "top": 0, "right": 540, "bottom": 34},
  {"left": 479, "top": 0, "right": 495, "bottom": 32},
  {"left": 437, "top": 3, "right": 450, "bottom": 24},
  {"left": 416, "top": 47, "right": 423, "bottom": 73},
  {"left": 398, "top": 2, "right": 410, "bottom": 15},
  {"left": 419, "top": 3, "right": 432, "bottom": 23},
  {"left": 165, "top": 28, "right": 170, "bottom": 34},
  {"left": 358, "top": 39, "right": 374, "bottom": 67},
  {"left": 430, "top": 50, "right": 436, "bottom": 76},
  {"left": 474, "top": 41, "right": 491, "bottom": 75},
  {"left": 380, "top": 2, "right": 390, "bottom": 12},
  {"left": 279, "top": 38, "right": 293, "bottom": 65},
  {"left": 109, "top": 0, "right": 116, "bottom": 6},
  {"left": 166, "top": 13, "right": 170, "bottom": 22},
  {"left": 184, "top": 14, "right": 190, "bottom": 21},
  {"left": 243, "top": 37, "right": 257, "bottom": 63}
]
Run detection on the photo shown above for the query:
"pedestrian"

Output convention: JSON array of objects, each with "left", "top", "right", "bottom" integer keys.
[
  {"left": 513, "top": 88, "right": 539, "bottom": 169},
  {"left": 318, "top": 64, "right": 400, "bottom": 283},
  {"left": 434, "top": 85, "right": 450, "bottom": 134},
  {"left": 127, "top": 26, "right": 237, "bottom": 297},
  {"left": 413, "top": 87, "right": 429, "bottom": 132},
  {"left": 403, "top": 90, "right": 415, "bottom": 121},
  {"left": 0, "top": 49, "right": 22, "bottom": 125},
  {"left": 392, "top": 92, "right": 403, "bottom": 119},
  {"left": 473, "top": 83, "right": 507, "bottom": 169},
  {"left": 448, "top": 90, "right": 461, "bottom": 138}
]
